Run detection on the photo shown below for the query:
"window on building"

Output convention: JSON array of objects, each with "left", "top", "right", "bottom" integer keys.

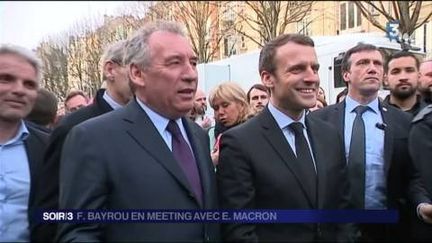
[
  {"left": 222, "top": 2, "right": 238, "bottom": 22},
  {"left": 297, "top": 17, "right": 311, "bottom": 36},
  {"left": 333, "top": 53, "right": 345, "bottom": 88},
  {"left": 348, "top": 2, "right": 355, "bottom": 28},
  {"left": 224, "top": 37, "right": 229, "bottom": 57},
  {"left": 340, "top": 3, "right": 347, "bottom": 30},
  {"left": 224, "top": 35, "right": 238, "bottom": 57},
  {"left": 340, "top": 2, "right": 362, "bottom": 31},
  {"left": 357, "top": 7, "right": 362, "bottom": 26}
]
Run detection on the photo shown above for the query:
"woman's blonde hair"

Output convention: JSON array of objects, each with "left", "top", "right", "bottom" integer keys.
[{"left": 209, "top": 82, "right": 252, "bottom": 124}]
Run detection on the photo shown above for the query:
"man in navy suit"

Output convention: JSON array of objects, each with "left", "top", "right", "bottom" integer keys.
[
  {"left": 311, "top": 43, "right": 432, "bottom": 242},
  {"left": 217, "top": 34, "right": 352, "bottom": 242},
  {"left": 0, "top": 44, "right": 49, "bottom": 241},
  {"left": 56, "top": 21, "right": 219, "bottom": 242}
]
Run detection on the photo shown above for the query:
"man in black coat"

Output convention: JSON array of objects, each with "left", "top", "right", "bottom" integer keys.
[
  {"left": 419, "top": 60, "right": 432, "bottom": 104},
  {"left": 56, "top": 21, "right": 219, "bottom": 242},
  {"left": 217, "top": 33, "right": 352, "bottom": 242},
  {"left": 0, "top": 44, "right": 49, "bottom": 241},
  {"left": 311, "top": 43, "right": 432, "bottom": 242},
  {"left": 30, "top": 40, "right": 132, "bottom": 241},
  {"left": 409, "top": 104, "right": 432, "bottom": 241},
  {"left": 382, "top": 51, "right": 427, "bottom": 116}
]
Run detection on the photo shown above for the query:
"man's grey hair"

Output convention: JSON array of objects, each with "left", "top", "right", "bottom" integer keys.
[
  {"left": 100, "top": 39, "right": 128, "bottom": 80},
  {"left": 0, "top": 44, "right": 43, "bottom": 82},
  {"left": 123, "top": 20, "right": 187, "bottom": 69}
]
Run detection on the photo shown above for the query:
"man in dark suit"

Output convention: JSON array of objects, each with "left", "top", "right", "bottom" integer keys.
[
  {"left": 0, "top": 44, "right": 49, "bottom": 241},
  {"left": 419, "top": 60, "right": 432, "bottom": 104},
  {"left": 26, "top": 88, "right": 58, "bottom": 132},
  {"left": 409, "top": 104, "right": 432, "bottom": 241},
  {"left": 382, "top": 51, "right": 427, "bottom": 116},
  {"left": 30, "top": 40, "right": 132, "bottom": 241},
  {"left": 56, "top": 21, "right": 219, "bottom": 242},
  {"left": 217, "top": 34, "right": 352, "bottom": 242},
  {"left": 311, "top": 43, "right": 432, "bottom": 242}
]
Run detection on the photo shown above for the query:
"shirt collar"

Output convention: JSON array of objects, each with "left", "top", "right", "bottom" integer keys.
[
  {"left": 384, "top": 94, "right": 424, "bottom": 112},
  {"left": 267, "top": 102, "right": 306, "bottom": 130},
  {"left": 1, "top": 120, "right": 29, "bottom": 146},
  {"left": 345, "top": 95, "right": 380, "bottom": 114},
  {"left": 103, "top": 90, "right": 123, "bottom": 110},
  {"left": 135, "top": 97, "right": 183, "bottom": 134}
]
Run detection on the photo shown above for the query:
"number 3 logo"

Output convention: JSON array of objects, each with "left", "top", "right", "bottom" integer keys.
[{"left": 386, "top": 21, "right": 400, "bottom": 42}]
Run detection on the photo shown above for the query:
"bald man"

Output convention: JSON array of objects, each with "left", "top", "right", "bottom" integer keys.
[
  {"left": 419, "top": 60, "right": 432, "bottom": 104},
  {"left": 194, "top": 89, "right": 213, "bottom": 129}
]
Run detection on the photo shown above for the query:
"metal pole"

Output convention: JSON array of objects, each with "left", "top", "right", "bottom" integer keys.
[{"left": 424, "top": 23, "right": 427, "bottom": 54}]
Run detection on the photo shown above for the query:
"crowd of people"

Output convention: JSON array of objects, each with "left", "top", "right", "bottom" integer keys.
[{"left": 1, "top": 19, "right": 432, "bottom": 242}]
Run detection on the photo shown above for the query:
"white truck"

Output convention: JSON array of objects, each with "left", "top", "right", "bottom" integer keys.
[{"left": 197, "top": 32, "right": 424, "bottom": 105}]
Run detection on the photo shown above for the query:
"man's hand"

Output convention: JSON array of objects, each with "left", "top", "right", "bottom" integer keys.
[
  {"left": 211, "top": 134, "right": 222, "bottom": 166},
  {"left": 418, "top": 203, "right": 432, "bottom": 224},
  {"left": 200, "top": 116, "right": 212, "bottom": 129}
]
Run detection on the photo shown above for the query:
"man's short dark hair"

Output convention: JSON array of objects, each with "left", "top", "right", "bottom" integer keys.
[
  {"left": 65, "top": 90, "right": 88, "bottom": 103},
  {"left": 341, "top": 43, "right": 383, "bottom": 73},
  {"left": 259, "top": 34, "right": 315, "bottom": 75},
  {"left": 246, "top": 84, "right": 270, "bottom": 102},
  {"left": 384, "top": 51, "right": 420, "bottom": 73},
  {"left": 336, "top": 87, "right": 349, "bottom": 103},
  {"left": 26, "top": 88, "right": 58, "bottom": 126}
]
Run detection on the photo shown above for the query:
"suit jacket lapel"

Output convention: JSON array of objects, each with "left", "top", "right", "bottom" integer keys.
[
  {"left": 122, "top": 101, "right": 195, "bottom": 201},
  {"left": 25, "top": 134, "right": 38, "bottom": 187},
  {"left": 379, "top": 102, "right": 394, "bottom": 175},
  {"left": 24, "top": 126, "right": 45, "bottom": 208},
  {"left": 259, "top": 108, "right": 315, "bottom": 207},
  {"left": 333, "top": 102, "right": 346, "bottom": 146},
  {"left": 182, "top": 118, "right": 212, "bottom": 208},
  {"left": 305, "top": 117, "right": 326, "bottom": 209}
]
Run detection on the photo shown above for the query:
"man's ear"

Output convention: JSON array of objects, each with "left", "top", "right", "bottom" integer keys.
[
  {"left": 129, "top": 63, "right": 145, "bottom": 88},
  {"left": 342, "top": 71, "right": 351, "bottom": 84},
  {"left": 261, "top": 70, "right": 274, "bottom": 89},
  {"left": 103, "top": 61, "right": 115, "bottom": 82}
]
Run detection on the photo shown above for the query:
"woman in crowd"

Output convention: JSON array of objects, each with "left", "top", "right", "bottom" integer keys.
[
  {"left": 309, "top": 95, "right": 328, "bottom": 112},
  {"left": 208, "top": 82, "right": 253, "bottom": 165}
]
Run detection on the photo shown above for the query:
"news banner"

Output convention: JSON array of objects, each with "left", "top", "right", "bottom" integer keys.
[{"left": 37, "top": 209, "right": 398, "bottom": 224}]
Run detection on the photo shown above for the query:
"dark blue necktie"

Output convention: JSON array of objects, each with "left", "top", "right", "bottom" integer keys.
[
  {"left": 289, "top": 122, "right": 317, "bottom": 205},
  {"left": 166, "top": 120, "right": 203, "bottom": 205},
  {"left": 348, "top": 105, "right": 369, "bottom": 209}
]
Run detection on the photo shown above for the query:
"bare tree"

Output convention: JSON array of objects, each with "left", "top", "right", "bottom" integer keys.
[
  {"left": 354, "top": 1, "right": 432, "bottom": 36},
  {"left": 67, "top": 20, "right": 89, "bottom": 92},
  {"left": 66, "top": 15, "right": 107, "bottom": 97},
  {"left": 145, "top": 1, "right": 175, "bottom": 21},
  {"left": 120, "top": 1, "right": 226, "bottom": 63},
  {"left": 98, "top": 15, "right": 136, "bottom": 43},
  {"left": 36, "top": 35, "right": 70, "bottom": 101},
  {"left": 83, "top": 31, "right": 103, "bottom": 97},
  {"left": 117, "top": 1, "right": 151, "bottom": 30},
  {"left": 173, "top": 1, "right": 226, "bottom": 63},
  {"left": 235, "top": 1, "right": 314, "bottom": 47},
  {"left": 83, "top": 15, "right": 136, "bottom": 96}
]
